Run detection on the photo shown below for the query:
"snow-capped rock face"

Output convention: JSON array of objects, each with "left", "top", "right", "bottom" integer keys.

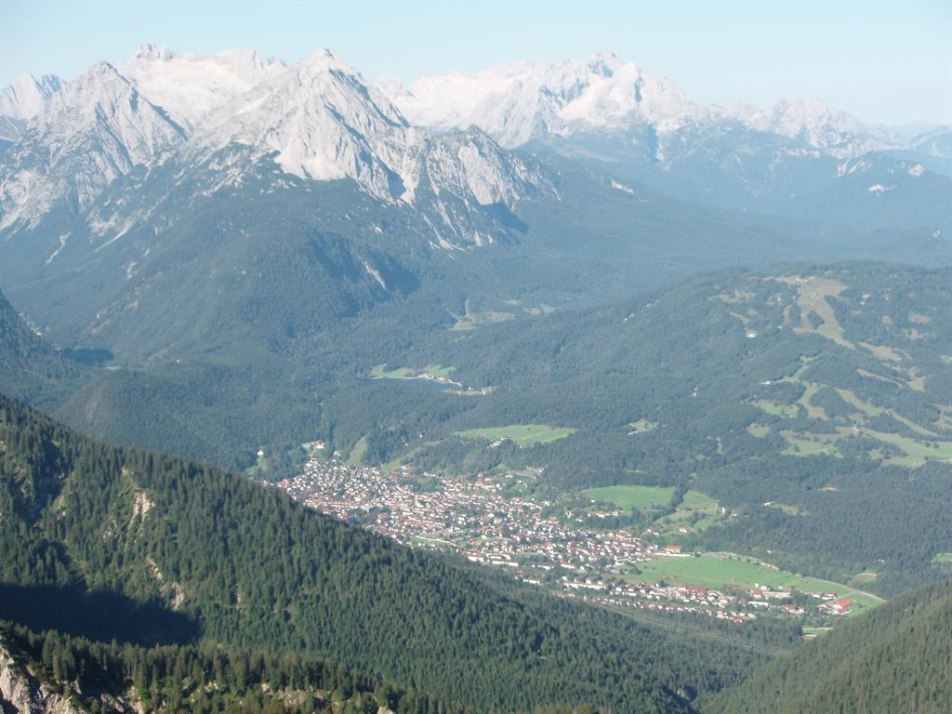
[
  {"left": 391, "top": 51, "right": 705, "bottom": 148},
  {"left": 191, "top": 48, "right": 416, "bottom": 201},
  {"left": 0, "top": 45, "right": 543, "bottom": 256},
  {"left": 725, "top": 98, "right": 895, "bottom": 158},
  {"left": 0, "top": 61, "right": 186, "bottom": 229},
  {"left": 420, "top": 128, "right": 536, "bottom": 206},
  {"left": 190, "top": 48, "right": 539, "bottom": 211},
  {"left": 384, "top": 51, "right": 905, "bottom": 161},
  {"left": 0, "top": 73, "right": 63, "bottom": 120},
  {"left": 0, "top": 73, "right": 63, "bottom": 143},
  {"left": 120, "top": 43, "right": 286, "bottom": 131}
]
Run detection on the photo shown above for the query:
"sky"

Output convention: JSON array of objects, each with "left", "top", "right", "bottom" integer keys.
[{"left": 1, "top": 0, "right": 950, "bottom": 126}]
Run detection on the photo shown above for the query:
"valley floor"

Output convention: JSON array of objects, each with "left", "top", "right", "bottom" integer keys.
[{"left": 276, "top": 458, "right": 883, "bottom": 629}]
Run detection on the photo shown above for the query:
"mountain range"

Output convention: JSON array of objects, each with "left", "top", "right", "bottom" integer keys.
[
  {"left": 0, "top": 43, "right": 948, "bottom": 479},
  {"left": 0, "top": 41, "right": 950, "bottom": 713},
  {"left": 1, "top": 45, "right": 949, "bottom": 230}
]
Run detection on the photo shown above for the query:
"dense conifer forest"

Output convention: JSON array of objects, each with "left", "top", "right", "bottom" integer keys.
[{"left": 704, "top": 579, "right": 952, "bottom": 714}]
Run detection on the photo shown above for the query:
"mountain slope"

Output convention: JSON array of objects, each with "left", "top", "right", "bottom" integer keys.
[
  {"left": 0, "top": 74, "right": 63, "bottom": 121},
  {"left": 365, "top": 263, "right": 952, "bottom": 592},
  {"left": 385, "top": 52, "right": 948, "bottom": 228},
  {"left": 0, "top": 395, "right": 772, "bottom": 712},
  {"left": 119, "top": 43, "right": 286, "bottom": 131},
  {"left": 0, "top": 287, "right": 80, "bottom": 408},
  {"left": 387, "top": 51, "right": 894, "bottom": 158},
  {"left": 390, "top": 51, "right": 703, "bottom": 149},
  {"left": 0, "top": 61, "right": 185, "bottom": 230},
  {"left": 703, "top": 579, "right": 952, "bottom": 714}
]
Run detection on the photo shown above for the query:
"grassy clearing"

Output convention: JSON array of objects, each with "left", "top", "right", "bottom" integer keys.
[
  {"left": 859, "top": 341, "right": 904, "bottom": 363},
  {"left": 836, "top": 388, "right": 883, "bottom": 417},
  {"left": 753, "top": 400, "right": 800, "bottom": 418},
  {"left": 861, "top": 428, "right": 952, "bottom": 467},
  {"left": 371, "top": 363, "right": 456, "bottom": 380},
  {"left": 243, "top": 450, "right": 271, "bottom": 478},
  {"left": 450, "top": 299, "right": 515, "bottom": 330},
  {"left": 938, "top": 406, "right": 952, "bottom": 432},
  {"left": 681, "top": 490, "right": 718, "bottom": 509},
  {"left": 457, "top": 424, "right": 576, "bottom": 446},
  {"left": 628, "top": 419, "right": 659, "bottom": 435},
  {"left": 581, "top": 486, "right": 724, "bottom": 533},
  {"left": 856, "top": 368, "right": 906, "bottom": 389},
  {"left": 648, "top": 490, "right": 726, "bottom": 535},
  {"left": 798, "top": 383, "right": 828, "bottom": 420},
  {"left": 834, "top": 388, "right": 936, "bottom": 436},
  {"left": 626, "top": 553, "right": 881, "bottom": 615},
  {"left": 346, "top": 435, "right": 369, "bottom": 466},
  {"left": 932, "top": 553, "right": 952, "bottom": 563},
  {"left": 764, "top": 502, "right": 809, "bottom": 516},
  {"left": 787, "top": 276, "right": 851, "bottom": 348},
  {"left": 848, "top": 571, "right": 878, "bottom": 586},
  {"left": 780, "top": 431, "right": 842, "bottom": 457},
  {"left": 582, "top": 485, "right": 674, "bottom": 510},
  {"left": 747, "top": 423, "right": 770, "bottom": 438},
  {"left": 627, "top": 553, "right": 835, "bottom": 592}
]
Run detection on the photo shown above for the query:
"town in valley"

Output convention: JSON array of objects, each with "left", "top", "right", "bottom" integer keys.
[{"left": 276, "top": 455, "right": 879, "bottom": 629}]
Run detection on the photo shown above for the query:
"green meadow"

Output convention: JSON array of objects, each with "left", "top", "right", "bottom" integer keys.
[
  {"left": 456, "top": 424, "right": 576, "bottom": 446},
  {"left": 582, "top": 485, "right": 674, "bottom": 510}
]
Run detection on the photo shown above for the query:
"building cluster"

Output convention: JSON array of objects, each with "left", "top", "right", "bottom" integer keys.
[{"left": 276, "top": 458, "right": 851, "bottom": 623}]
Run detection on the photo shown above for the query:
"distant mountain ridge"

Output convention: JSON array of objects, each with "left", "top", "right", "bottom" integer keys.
[
  {"left": 383, "top": 50, "right": 925, "bottom": 158},
  {"left": 1, "top": 45, "right": 947, "bottom": 216},
  {"left": 0, "top": 43, "right": 948, "bottom": 485},
  {"left": 0, "top": 44, "right": 541, "bottom": 241}
]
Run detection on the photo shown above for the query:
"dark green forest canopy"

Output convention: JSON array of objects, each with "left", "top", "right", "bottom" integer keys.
[
  {"left": 702, "top": 578, "right": 952, "bottom": 714},
  {"left": 0, "top": 619, "right": 457, "bottom": 714},
  {"left": 344, "top": 263, "right": 952, "bottom": 595},
  {"left": 0, "top": 395, "right": 778, "bottom": 712}
]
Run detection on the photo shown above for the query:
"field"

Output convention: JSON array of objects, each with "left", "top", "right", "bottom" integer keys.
[
  {"left": 581, "top": 486, "right": 726, "bottom": 532},
  {"left": 932, "top": 553, "right": 952, "bottom": 564},
  {"left": 628, "top": 419, "right": 659, "bottom": 435},
  {"left": 371, "top": 363, "right": 456, "bottom": 380},
  {"left": 654, "top": 490, "right": 726, "bottom": 533},
  {"left": 626, "top": 553, "right": 882, "bottom": 615},
  {"left": 450, "top": 299, "right": 515, "bottom": 330},
  {"left": 798, "top": 383, "right": 828, "bottom": 420},
  {"left": 764, "top": 501, "right": 809, "bottom": 516},
  {"left": 780, "top": 431, "right": 842, "bottom": 457},
  {"left": 753, "top": 400, "right": 800, "bottom": 418},
  {"left": 582, "top": 485, "right": 674, "bottom": 510},
  {"left": 456, "top": 424, "right": 576, "bottom": 446},
  {"left": 862, "top": 428, "right": 952, "bottom": 467},
  {"left": 347, "top": 435, "right": 369, "bottom": 465}
]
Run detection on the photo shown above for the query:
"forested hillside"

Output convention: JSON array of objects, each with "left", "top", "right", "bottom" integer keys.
[
  {"left": 0, "top": 620, "right": 452, "bottom": 713},
  {"left": 4, "top": 263, "right": 948, "bottom": 595},
  {"left": 0, "top": 395, "right": 775, "bottom": 712},
  {"left": 358, "top": 263, "right": 952, "bottom": 593},
  {"left": 0, "top": 287, "right": 81, "bottom": 408},
  {"left": 703, "top": 578, "right": 952, "bottom": 714}
]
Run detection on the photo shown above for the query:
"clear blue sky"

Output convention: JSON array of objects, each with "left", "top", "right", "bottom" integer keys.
[{"left": 1, "top": 1, "right": 950, "bottom": 125}]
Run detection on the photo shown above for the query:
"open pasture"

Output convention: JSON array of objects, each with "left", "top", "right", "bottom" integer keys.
[
  {"left": 456, "top": 423, "right": 576, "bottom": 446},
  {"left": 627, "top": 554, "right": 882, "bottom": 614},
  {"left": 582, "top": 484, "right": 674, "bottom": 510}
]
